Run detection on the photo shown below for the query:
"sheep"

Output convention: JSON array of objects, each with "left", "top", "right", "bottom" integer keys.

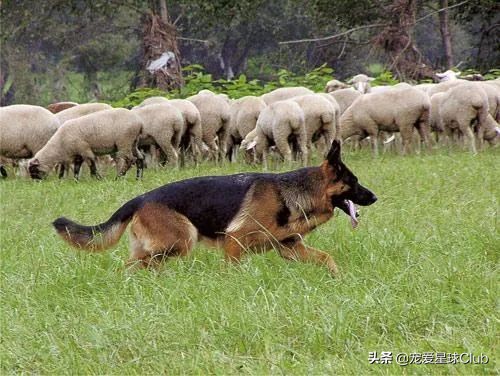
[
  {"left": 340, "top": 86, "right": 431, "bottom": 155},
  {"left": 415, "top": 83, "right": 437, "bottom": 94},
  {"left": 28, "top": 108, "right": 144, "bottom": 180},
  {"left": 348, "top": 74, "right": 374, "bottom": 93},
  {"left": 167, "top": 99, "right": 204, "bottom": 160},
  {"left": 369, "top": 83, "right": 412, "bottom": 94},
  {"left": 134, "top": 97, "right": 204, "bottom": 161},
  {"left": 0, "top": 105, "right": 60, "bottom": 177},
  {"left": 47, "top": 101, "right": 78, "bottom": 114},
  {"left": 427, "top": 79, "right": 467, "bottom": 97},
  {"left": 435, "top": 70, "right": 460, "bottom": 82},
  {"left": 225, "top": 96, "right": 267, "bottom": 160},
  {"left": 261, "top": 87, "right": 314, "bottom": 105},
  {"left": 472, "top": 82, "right": 500, "bottom": 122},
  {"left": 55, "top": 103, "right": 112, "bottom": 125},
  {"left": 327, "top": 88, "right": 362, "bottom": 115},
  {"left": 132, "top": 103, "right": 185, "bottom": 166},
  {"left": 291, "top": 94, "right": 339, "bottom": 153},
  {"left": 429, "top": 92, "right": 446, "bottom": 134},
  {"left": 438, "top": 82, "right": 490, "bottom": 153},
  {"left": 324, "top": 79, "right": 350, "bottom": 93},
  {"left": 187, "top": 90, "right": 231, "bottom": 159},
  {"left": 244, "top": 100, "right": 308, "bottom": 167},
  {"left": 133, "top": 96, "right": 168, "bottom": 109}
]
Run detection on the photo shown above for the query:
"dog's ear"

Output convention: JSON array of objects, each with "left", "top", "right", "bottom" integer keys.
[{"left": 326, "top": 140, "right": 342, "bottom": 166}]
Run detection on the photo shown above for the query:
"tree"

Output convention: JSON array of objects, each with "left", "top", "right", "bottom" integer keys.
[
  {"left": 438, "top": 0, "right": 454, "bottom": 68},
  {"left": 134, "top": 0, "right": 183, "bottom": 90}
]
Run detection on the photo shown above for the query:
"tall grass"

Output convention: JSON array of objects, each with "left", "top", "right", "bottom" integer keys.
[{"left": 1, "top": 149, "right": 498, "bottom": 374}]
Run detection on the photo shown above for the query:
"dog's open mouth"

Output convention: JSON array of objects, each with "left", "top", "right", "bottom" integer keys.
[{"left": 336, "top": 199, "right": 359, "bottom": 228}]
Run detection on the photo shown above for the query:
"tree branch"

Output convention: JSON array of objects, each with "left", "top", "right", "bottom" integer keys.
[
  {"left": 414, "top": 0, "right": 469, "bottom": 23},
  {"left": 278, "top": 23, "right": 387, "bottom": 45},
  {"left": 278, "top": 0, "right": 470, "bottom": 46},
  {"left": 177, "top": 37, "right": 209, "bottom": 44}
]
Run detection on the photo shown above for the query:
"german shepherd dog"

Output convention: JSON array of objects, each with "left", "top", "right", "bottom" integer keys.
[{"left": 53, "top": 141, "right": 376, "bottom": 275}]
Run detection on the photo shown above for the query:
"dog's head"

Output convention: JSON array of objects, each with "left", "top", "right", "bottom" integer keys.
[{"left": 322, "top": 140, "right": 377, "bottom": 227}]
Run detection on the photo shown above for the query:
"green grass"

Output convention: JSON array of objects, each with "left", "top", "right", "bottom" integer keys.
[{"left": 1, "top": 149, "right": 498, "bottom": 375}]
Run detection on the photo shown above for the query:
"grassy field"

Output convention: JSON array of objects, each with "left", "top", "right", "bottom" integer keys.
[{"left": 1, "top": 149, "right": 498, "bottom": 374}]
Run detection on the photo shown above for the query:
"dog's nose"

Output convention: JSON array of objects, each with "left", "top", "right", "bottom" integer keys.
[{"left": 369, "top": 194, "right": 377, "bottom": 204}]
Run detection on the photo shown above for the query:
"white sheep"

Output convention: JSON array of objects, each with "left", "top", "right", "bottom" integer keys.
[
  {"left": 133, "top": 96, "right": 168, "bottom": 109},
  {"left": 55, "top": 103, "right": 113, "bottom": 124},
  {"left": 225, "top": 96, "right": 267, "bottom": 160},
  {"left": 135, "top": 97, "right": 204, "bottom": 160},
  {"left": 340, "top": 86, "right": 431, "bottom": 155},
  {"left": 427, "top": 79, "right": 467, "bottom": 97},
  {"left": 0, "top": 105, "right": 60, "bottom": 177},
  {"left": 429, "top": 92, "right": 446, "bottom": 133},
  {"left": 324, "top": 79, "right": 350, "bottom": 93},
  {"left": 439, "top": 82, "right": 490, "bottom": 153},
  {"left": 472, "top": 82, "right": 500, "bottom": 122},
  {"left": 261, "top": 87, "right": 314, "bottom": 105},
  {"left": 291, "top": 94, "right": 339, "bottom": 152},
  {"left": 167, "top": 99, "right": 205, "bottom": 161},
  {"left": 28, "top": 108, "right": 144, "bottom": 179},
  {"left": 132, "top": 103, "right": 185, "bottom": 166},
  {"left": 435, "top": 70, "right": 460, "bottom": 82},
  {"left": 327, "top": 88, "right": 362, "bottom": 115},
  {"left": 187, "top": 90, "right": 231, "bottom": 159},
  {"left": 348, "top": 74, "right": 375, "bottom": 93},
  {"left": 244, "top": 100, "right": 308, "bottom": 167}
]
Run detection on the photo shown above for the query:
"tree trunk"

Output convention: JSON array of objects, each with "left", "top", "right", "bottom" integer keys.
[
  {"left": 374, "top": 0, "right": 434, "bottom": 80},
  {"left": 438, "top": 0, "right": 453, "bottom": 69},
  {"left": 136, "top": 1, "right": 183, "bottom": 91}
]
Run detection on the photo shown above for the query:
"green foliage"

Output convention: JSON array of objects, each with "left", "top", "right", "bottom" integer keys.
[
  {"left": 112, "top": 64, "right": 336, "bottom": 108},
  {"left": 483, "top": 69, "right": 500, "bottom": 80},
  {"left": 371, "top": 70, "right": 400, "bottom": 86}
]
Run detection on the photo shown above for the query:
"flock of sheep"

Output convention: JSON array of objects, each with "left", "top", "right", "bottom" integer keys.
[{"left": 0, "top": 69, "right": 499, "bottom": 179}]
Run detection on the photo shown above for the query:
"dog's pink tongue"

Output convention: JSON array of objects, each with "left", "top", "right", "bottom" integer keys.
[{"left": 347, "top": 200, "right": 359, "bottom": 228}]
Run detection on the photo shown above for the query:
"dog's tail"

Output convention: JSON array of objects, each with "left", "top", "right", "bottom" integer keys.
[{"left": 52, "top": 197, "right": 142, "bottom": 252}]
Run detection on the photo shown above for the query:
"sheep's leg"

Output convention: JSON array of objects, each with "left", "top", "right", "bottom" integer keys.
[
  {"left": 296, "top": 129, "right": 309, "bottom": 167},
  {"left": 400, "top": 128, "right": 414, "bottom": 155},
  {"left": 217, "top": 126, "right": 229, "bottom": 163},
  {"left": 463, "top": 127, "right": 477, "bottom": 154},
  {"left": 455, "top": 114, "right": 477, "bottom": 154},
  {"left": 58, "top": 163, "right": 66, "bottom": 179},
  {"left": 323, "top": 127, "right": 335, "bottom": 152},
  {"left": 80, "top": 149, "right": 101, "bottom": 180},
  {"left": 73, "top": 156, "right": 84, "bottom": 180},
  {"left": 189, "top": 122, "right": 204, "bottom": 164},
  {"left": 274, "top": 131, "right": 293, "bottom": 164},
  {"left": 416, "top": 123, "right": 432, "bottom": 152},
  {"left": 158, "top": 140, "right": 179, "bottom": 167},
  {"left": 476, "top": 126, "right": 485, "bottom": 152},
  {"left": 86, "top": 159, "right": 101, "bottom": 180},
  {"left": 0, "top": 164, "right": 7, "bottom": 178},
  {"left": 202, "top": 133, "right": 219, "bottom": 162},
  {"left": 133, "top": 143, "right": 144, "bottom": 179},
  {"left": 368, "top": 133, "right": 379, "bottom": 157}
]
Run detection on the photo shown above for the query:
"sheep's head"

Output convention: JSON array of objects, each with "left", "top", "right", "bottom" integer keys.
[
  {"left": 240, "top": 132, "right": 259, "bottom": 163},
  {"left": 325, "top": 79, "right": 349, "bottom": 93},
  {"left": 348, "top": 74, "right": 374, "bottom": 93},
  {"left": 435, "top": 70, "right": 460, "bottom": 82},
  {"left": 28, "top": 158, "right": 48, "bottom": 180}
]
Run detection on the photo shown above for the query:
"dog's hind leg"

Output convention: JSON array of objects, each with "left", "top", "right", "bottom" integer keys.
[
  {"left": 126, "top": 203, "right": 198, "bottom": 270},
  {"left": 277, "top": 238, "right": 338, "bottom": 276}
]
